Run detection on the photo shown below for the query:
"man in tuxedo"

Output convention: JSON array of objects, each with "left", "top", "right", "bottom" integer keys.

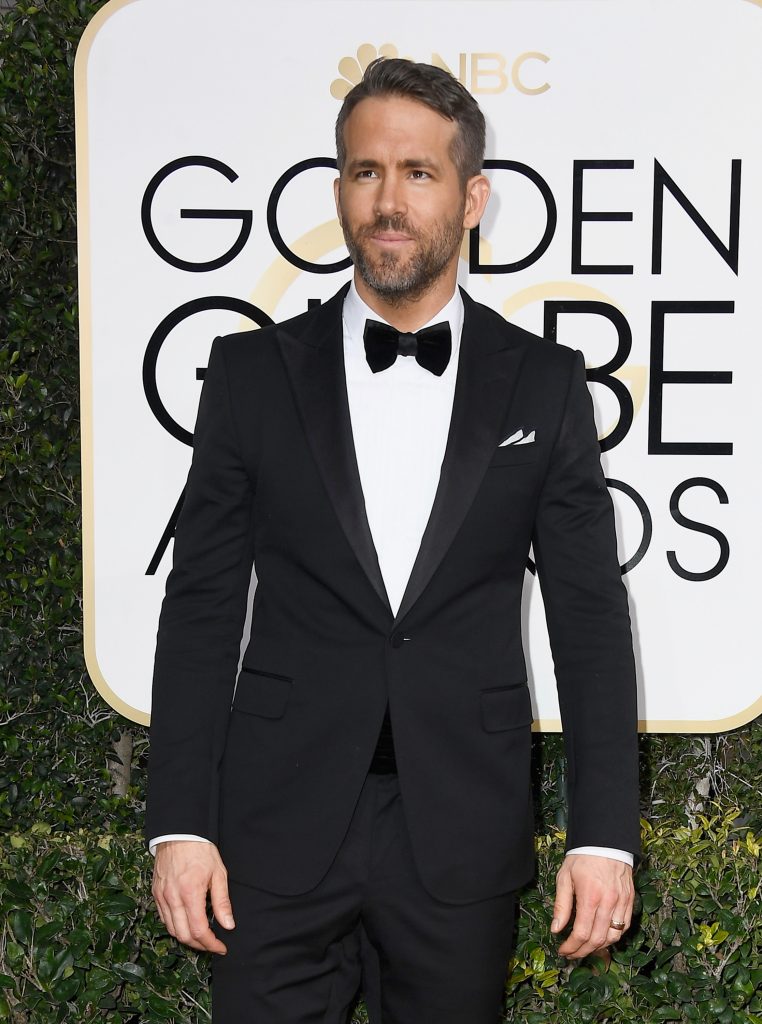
[{"left": 147, "top": 58, "right": 639, "bottom": 1023}]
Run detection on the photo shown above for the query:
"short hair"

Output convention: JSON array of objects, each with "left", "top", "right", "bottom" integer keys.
[{"left": 335, "top": 58, "right": 486, "bottom": 185}]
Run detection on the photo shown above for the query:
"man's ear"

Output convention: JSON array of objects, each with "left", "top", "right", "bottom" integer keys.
[
  {"left": 333, "top": 177, "right": 343, "bottom": 226},
  {"left": 463, "top": 174, "right": 491, "bottom": 230}
]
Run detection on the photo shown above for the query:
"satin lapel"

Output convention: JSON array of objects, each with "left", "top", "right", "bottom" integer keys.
[
  {"left": 276, "top": 286, "right": 392, "bottom": 617},
  {"left": 394, "top": 291, "right": 527, "bottom": 627}
]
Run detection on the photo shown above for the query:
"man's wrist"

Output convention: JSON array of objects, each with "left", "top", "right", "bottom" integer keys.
[
  {"left": 148, "top": 834, "right": 212, "bottom": 857},
  {"left": 565, "top": 846, "right": 634, "bottom": 867}
]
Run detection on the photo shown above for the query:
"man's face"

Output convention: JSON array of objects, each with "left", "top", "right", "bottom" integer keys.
[{"left": 335, "top": 95, "right": 482, "bottom": 304}]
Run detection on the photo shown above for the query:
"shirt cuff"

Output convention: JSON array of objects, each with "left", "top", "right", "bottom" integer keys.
[
  {"left": 148, "top": 834, "right": 212, "bottom": 857},
  {"left": 565, "top": 846, "right": 634, "bottom": 867}
]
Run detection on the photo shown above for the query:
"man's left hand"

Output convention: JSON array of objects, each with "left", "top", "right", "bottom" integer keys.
[{"left": 551, "top": 854, "right": 634, "bottom": 958}]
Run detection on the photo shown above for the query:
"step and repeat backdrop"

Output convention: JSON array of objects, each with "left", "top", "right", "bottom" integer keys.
[{"left": 75, "top": 0, "right": 762, "bottom": 729}]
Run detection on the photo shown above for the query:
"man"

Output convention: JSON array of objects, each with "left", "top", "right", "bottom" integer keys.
[{"left": 146, "top": 58, "right": 639, "bottom": 1023}]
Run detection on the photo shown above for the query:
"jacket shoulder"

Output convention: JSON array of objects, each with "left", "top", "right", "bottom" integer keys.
[
  {"left": 212, "top": 284, "right": 347, "bottom": 367},
  {"left": 208, "top": 305, "right": 314, "bottom": 369},
  {"left": 464, "top": 292, "right": 578, "bottom": 372}
]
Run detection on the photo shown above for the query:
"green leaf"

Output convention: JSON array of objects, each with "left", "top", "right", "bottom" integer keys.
[
  {"left": 64, "top": 927, "right": 92, "bottom": 959},
  {"left": 656, "top": 946, "right": 681, "bottom": 968},
  {"left": 641, "top": 890, "right": 662, "bottom": 914},
  {"left": 9, "top": 910, "right": 33, "bottom": 945},
  {"left": 670, "top": 887, "right": 693, "bottom": 902},
  {"left": 146, "top": 992, "right": 176, "bottom": 1019},
  {"left": 113, "top": 961, "right": 146, "bottom": 981},
  {"left": 50, "top": 972, "right": 81, "bottom": 1003},
  {"left": 4, "top": 944, "right": 23, "bottom": 965},
  {"left": 36, "top": 920, "right": 63, "bottom": 943},
  {"left": 708, "top": 999, "right": 729, "bottom": 1015},
  {"left": 98, "top": 892, "right": 137, "bottom": 915}
]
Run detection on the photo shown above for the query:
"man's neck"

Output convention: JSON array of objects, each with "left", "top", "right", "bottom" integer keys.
[{"left": 353, "top": 269, "right": 460, "bottom": 333}]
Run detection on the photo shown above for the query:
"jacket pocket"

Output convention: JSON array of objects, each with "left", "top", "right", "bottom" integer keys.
[
  {"left": 233, "top": 666, "right": 293, "bottom": 719},
  {"left": 488, "top": 445, "right": 538, "bottom": 468},
  {"left": 480, "top": 683, "right": 534, "bottom": 732}
]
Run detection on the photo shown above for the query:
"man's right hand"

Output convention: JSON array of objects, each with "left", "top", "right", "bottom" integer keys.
[{"left": 152, "top": 840, "right": 235, "bottom": 954}]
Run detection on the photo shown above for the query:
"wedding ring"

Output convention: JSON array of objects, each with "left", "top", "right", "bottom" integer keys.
[{"left": 610, "top": 919, "right": 626, "bottom": 930}]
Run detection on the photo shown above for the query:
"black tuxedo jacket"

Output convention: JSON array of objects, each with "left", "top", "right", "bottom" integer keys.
[{"left": 145, "top": 284, "right": 639, "bottom": 904}]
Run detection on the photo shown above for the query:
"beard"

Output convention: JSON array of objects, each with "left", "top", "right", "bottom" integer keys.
[{"left": 340, "top": 206, "right": 465, "bottom": 306}]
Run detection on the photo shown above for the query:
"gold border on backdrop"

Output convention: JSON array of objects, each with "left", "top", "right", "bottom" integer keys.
[
  {"left": 75, "top": 0, "right": 150, "bottom": 726},
  {"left": 533, "top": 692, "right": 762, "bottom": 735},
  {"left": 74, "top": 0, "right": 762, "bottom": 733}
]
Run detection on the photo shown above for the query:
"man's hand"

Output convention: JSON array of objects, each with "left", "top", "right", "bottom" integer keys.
[
  {"left": 152, "top": 840, "right": 235, "bottom": 954},
  {"left": 550, "top": 854, "right": 634, "bottom": 959}
]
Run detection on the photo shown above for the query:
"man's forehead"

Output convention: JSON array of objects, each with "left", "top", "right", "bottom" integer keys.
[
  {"left": 344, "top": 95, "right": 455, "bottom": 134},
  {"left": 342, "top": 96, "right": 457, "bottom": 154}
]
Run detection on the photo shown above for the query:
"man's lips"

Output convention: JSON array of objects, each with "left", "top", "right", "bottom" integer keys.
[{"left": 368, "top": 232, "right": 414, "bottom": 246}]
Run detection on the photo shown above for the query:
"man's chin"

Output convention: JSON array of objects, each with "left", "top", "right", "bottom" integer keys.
[
  {"left": 356, "top": 255, "right": 417, "bottom": 294},
  {"left": 361, "top": 276, "right": 440, "bottom": 308},
  {"left": 362, "top": 272, "right": 416, "bottom": 299}
]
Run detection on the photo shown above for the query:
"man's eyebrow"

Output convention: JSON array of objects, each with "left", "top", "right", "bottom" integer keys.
[
  {"left": 398, "top": 158, "right": 440, "bottom": 171},
  {"left": 345, "top": 158, "right": 442, "bottom": 172},
  {"left": 346, "top": 159, "right": 381, "bottom": 171}
]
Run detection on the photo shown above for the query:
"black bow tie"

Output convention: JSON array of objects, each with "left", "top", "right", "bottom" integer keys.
[{"left": 363, "top": 319, "right": 452, "bottom": 377}]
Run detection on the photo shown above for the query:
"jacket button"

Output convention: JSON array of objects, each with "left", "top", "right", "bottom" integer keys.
[{"left": 390, "top": 631, "right": 406, "bottom": 648}]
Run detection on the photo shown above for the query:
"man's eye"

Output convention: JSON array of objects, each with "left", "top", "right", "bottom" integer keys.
[
  {"left": 357, "top": 170, "right": 377, "bottom": 179},
  {"left": 410, "top": 170, "right": 430, "bottom": 180}
]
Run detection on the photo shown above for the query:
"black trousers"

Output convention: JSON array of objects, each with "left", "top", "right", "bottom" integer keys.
[{"left": 211, "top": 774, "right": 516, "bottom": 1023}]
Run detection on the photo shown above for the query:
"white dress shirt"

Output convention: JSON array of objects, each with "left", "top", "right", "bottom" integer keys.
[{"left": 150, "top": 281, "right": 632, "bottom": 868}]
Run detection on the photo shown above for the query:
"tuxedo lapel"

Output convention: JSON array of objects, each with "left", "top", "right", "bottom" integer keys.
[
  {"left": 277, "top": 285, "right": 527, "bottom": 628},
  {"left": 277, "top": 285, "right": 393, "bottom": 617},
  {"left": 393, "top": 290, "right": 527, "bottom": 626}
]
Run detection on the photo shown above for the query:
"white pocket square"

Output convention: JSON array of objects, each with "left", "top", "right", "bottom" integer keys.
[{"left": 499, "top": 428, "right": 535, "bottom": 447}]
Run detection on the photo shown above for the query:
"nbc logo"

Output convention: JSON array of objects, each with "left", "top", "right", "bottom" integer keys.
[{"left": 330, "top": 44, "right": 550, "bottom": 98}]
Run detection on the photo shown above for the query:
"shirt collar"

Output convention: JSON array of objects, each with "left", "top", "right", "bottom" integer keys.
[{"left": 342, "top": 277, "right": 464, "bottom": 379}]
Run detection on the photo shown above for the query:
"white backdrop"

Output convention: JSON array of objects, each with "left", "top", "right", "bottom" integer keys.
[{"left": 75, "top": 0, "right": 762, "bottom": 729}]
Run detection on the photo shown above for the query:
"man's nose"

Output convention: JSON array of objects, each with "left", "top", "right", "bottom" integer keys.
[{"left": 374, "top": 175, "right": 406, "bottom": 219}]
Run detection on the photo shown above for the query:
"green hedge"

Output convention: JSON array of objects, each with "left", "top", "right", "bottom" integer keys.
[
  {"left": 0, "top": 0, "right": 148, "bottom": 838},
  {"left": 1, "top": 812, "right": 760, "bottom": 1023},
  {"left": 1, "top": 1, "right": 761, "bottom": 1020}
]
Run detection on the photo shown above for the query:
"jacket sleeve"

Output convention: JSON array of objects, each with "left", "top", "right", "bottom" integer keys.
[
  {"left": 532, "top": 349, "right": 640, "bottom": 858},
  {"left": 145, "top": 335, "right": 256, "bottom": 848}
]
